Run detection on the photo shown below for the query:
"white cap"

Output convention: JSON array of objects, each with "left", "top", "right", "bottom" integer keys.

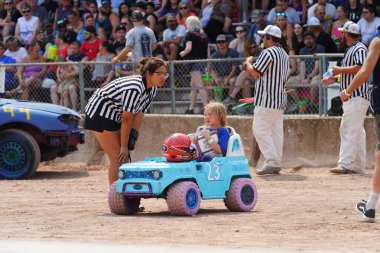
[
  {"left": 305, "top": 17, "right": 320, "bottom": 27},
  {"left": 258, "top": 25, "right": 282, "bottom": 39},
  {"left": 338, "top": 21, "right": 360, "bottom": 34}
]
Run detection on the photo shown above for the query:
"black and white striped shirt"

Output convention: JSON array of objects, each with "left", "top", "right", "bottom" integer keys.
[
  {"left": 85, "top": 75, "right": 157, "bottom": 122},
  {"left": 253, "top": 46, "right": 290, "bottom": 109},
  {"left": 341, "top": 41, "right": 370, "bottom": 100}
]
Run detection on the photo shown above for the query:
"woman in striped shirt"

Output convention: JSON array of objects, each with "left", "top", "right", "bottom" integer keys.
[{"left": 84, "top": 57, "right": 168, "bottom": 185}]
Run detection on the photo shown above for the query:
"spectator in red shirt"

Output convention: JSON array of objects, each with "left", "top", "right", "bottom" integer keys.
[{"left": 81, "top": 25, "right": 102, "bottom": 61}]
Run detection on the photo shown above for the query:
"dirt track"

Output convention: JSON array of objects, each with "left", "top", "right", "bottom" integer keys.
[{"left": 1, "top": 163, "right": 380, "bottom": 252}]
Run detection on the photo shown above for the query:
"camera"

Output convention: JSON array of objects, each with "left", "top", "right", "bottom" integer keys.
[{"left": 128, "top": 128, "right": 139, "bottom": 151}]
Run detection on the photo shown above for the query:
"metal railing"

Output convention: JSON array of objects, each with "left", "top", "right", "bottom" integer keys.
[{"left": 1, "top": 54, "right": 362, "bottom": 116}]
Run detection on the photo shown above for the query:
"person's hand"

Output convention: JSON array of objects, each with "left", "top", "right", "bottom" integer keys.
[
  {"left": 192, "top": 135, "right": 199, "bottom": 144},
  {"left": 223, "top": 78, "right": 229, "bottom": 86},
  {"left": 117, "top": 145, "right": 129, "bottom": 164},
  {"left": 246, "top": 56, "right": 254, "bottom": 65},
  {"left": 111, "top": 56, "right": 119, "bottom": 65},
  {"left": 332, "top": 66, "right": 340, "bottom": 76},
  {"left": 202, "top": 129, "right": 211, "bottom": 140},
  {"left": 321, "top": 75, "right": 336, "bottom": 86},
  {"left": 340, "top": 89, "right": 351, "bottom": 102},
  {"left": 179, "top": 51, "right": 185, "bottom": 58},
  {"left": 301, "top": 78, "right": 310, "bottom": 84}
]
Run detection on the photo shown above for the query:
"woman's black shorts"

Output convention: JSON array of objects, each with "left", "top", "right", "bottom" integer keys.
[{"left": 83, "top": 114, "right": 121, "bottom": 132}]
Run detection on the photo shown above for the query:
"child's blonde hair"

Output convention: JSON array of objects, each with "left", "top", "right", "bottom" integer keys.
[
  {"left": 55, "top": 54, "right": 66, "bottom": 62},
  {"left": 204, "top": 102, "right": 227, "bottom": 126}
]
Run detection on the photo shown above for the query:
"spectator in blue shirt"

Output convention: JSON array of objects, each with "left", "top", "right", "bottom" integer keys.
[{"left": 0, "top": 42, "right": 17, "bottom": 93}]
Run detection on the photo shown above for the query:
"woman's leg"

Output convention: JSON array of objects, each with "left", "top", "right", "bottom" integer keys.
[
  {"left": 191, "top": 70, "right": 208, "bottom": 107},
  {"left": 69, "top": 84, "right": 78, "bottom": 110},
  {"left": 50, "top": 85, "right": 59, "bottom": 105},
  {"left": 62, "top": 88, "right": 70, "bottom": 107},
  {"left": 92, "top": 130, "right": 122, "bottom": 185}
]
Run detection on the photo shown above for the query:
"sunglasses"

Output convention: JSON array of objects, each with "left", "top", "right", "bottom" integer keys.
[
  {"left": 179, "top": 6, "right": 187, "bottom": 10},
  {"left": 217, "top": 41, "right": 227, "bottom": 44},
  {"left": 22, "top": 10, "right": 31, "bottom": 13},
  {"left": 276, "top": 12, "right": 286, "bottom": 17},
  {"left": 362, "top": 10, "right": 369, "bottom": 13},
  {"left": 121, "top": 22, "right": 128, "bottom": 25},
  {"left": 236, "top": 30, "right": 244, "bottom": 33},
  {"left": 5, "top": 2, "right": 13, "bottom": 5}
]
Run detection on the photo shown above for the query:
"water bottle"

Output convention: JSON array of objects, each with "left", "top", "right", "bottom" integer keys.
[{"left": 323, "top": 69, "right": 333, "bottom": 79}]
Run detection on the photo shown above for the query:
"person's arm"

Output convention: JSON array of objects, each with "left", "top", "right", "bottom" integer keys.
[
  {"left": 179, "top": 40, "right": 192, "bottom": 58},
  {"left": 14, "top": 21, "right": 22, "bottom": 43},
  {"left": 222, "top": 16, "right": 232, "bottom": 34},
  {"left": 132, "top": 112, "right": 145, "bottom": 131},
  {"left": 109, "top": 12, "right": 120, "bottom": 36},
  {"left": 341, "top": 37, "right": 380, "bottom": 101},
  {"left": 332, "top": 65, "right": 362, "bottom": 76},
  {"left": 300, "top": 60, "right": 308, "bottom": 83},
  {"left": 202, "top": 129, "right": 222, "bottom": 155},
  {"left": 111, "top": 45, "right": 132, "bottom": 64},
  {"left": 308, "top": 59, "right": 320, "bottom": 78},
  {"left": 301, "top": 0, "right": 307, "bottom": 24},
  {"left": 245, "top": 56, "right": 261, "bottom": 78},
  {"left": 225, "top": 64, "right": 238, "bottom": 85},
  {"left": 119, "top": 111, "right": 134, "bottom": 163}
]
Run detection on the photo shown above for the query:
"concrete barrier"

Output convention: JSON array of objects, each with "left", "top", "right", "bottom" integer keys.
[{"left": 59, "top": 115, "right": 376, "bottom": 169}]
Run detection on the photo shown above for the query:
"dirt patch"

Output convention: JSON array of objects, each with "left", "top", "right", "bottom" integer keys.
[{"left": 1, "top": 163, "right": 380, "bottom": 252}]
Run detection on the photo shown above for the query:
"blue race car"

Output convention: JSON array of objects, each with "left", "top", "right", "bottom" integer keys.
[
  {"left": 108, "top": 126, "right": 258, "bottom": 216},
  {"left": 0, "top": 98, "right": 85, "bottom": 179}
]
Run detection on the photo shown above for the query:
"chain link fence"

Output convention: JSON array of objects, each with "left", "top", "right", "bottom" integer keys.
[{"left": 0, "top": 54, "right": 349, "bottom": 116}]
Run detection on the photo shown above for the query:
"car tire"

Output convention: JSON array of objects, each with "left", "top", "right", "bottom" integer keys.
[
  {"left": 166, "top": 181, "right": 201, "bottom": 216},
  {"left": 224, "top": 178, "right": 257, "bottom": 212},
  {"left": 108, "top": 182, "right": 141, "bottom": 215},
  {"left": 0, "top": 129, "right": 41, "bottom": 179}
]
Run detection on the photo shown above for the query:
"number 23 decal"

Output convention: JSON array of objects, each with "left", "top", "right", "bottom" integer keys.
[{"left": 206, "top": 163, "right": 221, "bottom": 181}]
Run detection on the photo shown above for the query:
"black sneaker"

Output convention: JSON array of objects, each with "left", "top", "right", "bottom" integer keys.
[
  {"left": 185, "top": 109, "right": 194, "bottom": 114},
  {"left": 356, "top": 200, "right": 376, "bottom": 222}
]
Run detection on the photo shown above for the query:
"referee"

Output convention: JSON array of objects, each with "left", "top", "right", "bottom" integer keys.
[
  {"left": 245, "top": 25, "right": 290, "bottom": 175},
  {"left": 321, "top": 21, "right": 370, "bottom": 175},
  {"left": 84, "top": 57, "right": 168, "bottom": 185}
]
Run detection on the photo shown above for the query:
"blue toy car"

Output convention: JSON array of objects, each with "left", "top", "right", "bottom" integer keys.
[
  {"left": 0, "top": 98, "right": 85, "bottom": 179},
  {"left": 108, "top": 126, "right": 258, "bottom": 216}
]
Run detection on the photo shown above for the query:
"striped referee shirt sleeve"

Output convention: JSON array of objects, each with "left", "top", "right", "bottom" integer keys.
[
  {"left": 253, "top": 50, "right": 272, "bottom": 75},
  {"left": 354, "top": 47, "right": 366, "bottom": 66},
  {"left": 122, "top": 89, "right": 142, "bottom": 113}
]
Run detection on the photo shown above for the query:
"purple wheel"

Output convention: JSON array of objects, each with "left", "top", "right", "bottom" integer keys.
[
  {"left": 224, "top": 178, "right": 257, "bottom": 212},
  {"left": 166, "top": 181, "right": 201, "bottom": 216},
  {"left": 108, "top": 182, "right": 141, "bottom": 215}
]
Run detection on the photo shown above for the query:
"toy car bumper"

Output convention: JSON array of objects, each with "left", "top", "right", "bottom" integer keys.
[{"left": 120, "top": 181, "right": 156, "bottom": 197}]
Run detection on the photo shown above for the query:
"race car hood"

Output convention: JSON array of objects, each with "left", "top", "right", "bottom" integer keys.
[{"left": 0, "top": 98, "right": 81, "bottom": 117}]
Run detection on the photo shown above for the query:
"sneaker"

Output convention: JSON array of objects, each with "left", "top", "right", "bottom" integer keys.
[
  {"left": 222, "top": 96, "right": 236, "bottom": 105},
  {"left": 256, "top": 166, "right": 281, "bottom": 175},
  {"left": 356, "top": 200, "right": 376, "bottom": 222},
  {"left": 330, "top": 165, "right": 358, "bottom": 174},
  {"left": 185, "top": 109, "right": 194, "bottom": 114}
]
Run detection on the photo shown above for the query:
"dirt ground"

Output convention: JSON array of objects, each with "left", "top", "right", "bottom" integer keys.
[{"left": 1, "top": 162, "right": 380, "bottom": 252}]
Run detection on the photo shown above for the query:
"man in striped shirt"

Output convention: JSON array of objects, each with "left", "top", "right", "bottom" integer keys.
[
  {"left": 321, "top": 21, "right": 370, "bottom": 175},
  {"left": 245, "top": 25, "right": 290, "bottom": 175}
]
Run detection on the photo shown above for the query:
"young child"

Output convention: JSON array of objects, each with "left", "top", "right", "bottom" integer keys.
[
  {"left": 192, "top": 102, "right": 230, "bottom": 162},
  {"left": 56, "top": 55, "right": 79, "bottom": 109}
]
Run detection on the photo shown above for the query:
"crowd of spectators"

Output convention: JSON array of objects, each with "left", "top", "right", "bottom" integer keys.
[{"left": 0, "top": 0, "right": 379, "bottom": 113}]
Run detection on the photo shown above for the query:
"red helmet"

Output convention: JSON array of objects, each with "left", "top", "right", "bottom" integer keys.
[{"left": 162, "top": 133, "right": 196, "bottom": 162}]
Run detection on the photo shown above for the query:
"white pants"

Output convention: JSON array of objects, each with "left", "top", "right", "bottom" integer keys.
[
  {"left": 339, "top": 96, "right": 370, "bottom": 173},
  {"left": 252, "top": 106, "right": 284, "bottom": 168}
]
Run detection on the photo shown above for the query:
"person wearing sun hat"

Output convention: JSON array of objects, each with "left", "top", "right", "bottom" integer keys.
[
  {"left": 245, "top": 25, "right": 290, "bottom": 175},
  {"left": 321, "top": 20, "right": 370, "bottom": 175}
]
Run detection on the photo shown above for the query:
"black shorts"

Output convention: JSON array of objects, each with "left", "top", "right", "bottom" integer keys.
[{"left": 83, "top": 114, "right": 121, "bottom": 133}]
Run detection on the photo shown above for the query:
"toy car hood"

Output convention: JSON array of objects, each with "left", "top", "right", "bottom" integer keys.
[{"left": 0, "top": 98, "right": 81, "bottom": 117}]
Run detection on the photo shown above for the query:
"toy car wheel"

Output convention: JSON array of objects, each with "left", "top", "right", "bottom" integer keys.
[
  {"left": 166, "top": 181, "right": 201, "bottom": 216},
  {"left": 108, "top": 182, "right": 141, "bottom": 215},
  {"left": 224, "top": 178, "right": 257, "bottom": 212},
  {"left": 0, "top": 129, "right": 41, "bottom": 179}
]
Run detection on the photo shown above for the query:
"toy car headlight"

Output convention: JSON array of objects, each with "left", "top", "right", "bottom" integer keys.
[
  {"left": 152, "top": 170, "right": 161, "bottom": 179},
  {"left": 122, "top": 170, "right": 162, "bottom": 180},
  {"left": 118, "top": 170, "right": 125, "bottom": 179}
]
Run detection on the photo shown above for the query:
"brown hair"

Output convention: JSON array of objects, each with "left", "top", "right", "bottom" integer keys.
[{"left": 137, "top": 57, "right": 168, "bottom": 76}]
